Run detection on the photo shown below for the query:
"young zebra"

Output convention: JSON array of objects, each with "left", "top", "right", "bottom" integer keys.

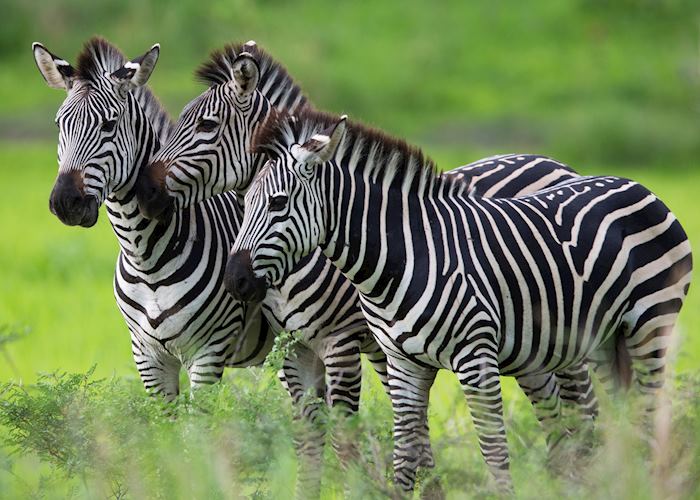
[
  {"left": 136, "top": 43, "right": 600, "bottom": 475},
  {"left": 228, "top": 109, "right": 693, "bottom": 493},
  {"left": 32, "top": 37, "right": 273, "bottom": 400}
]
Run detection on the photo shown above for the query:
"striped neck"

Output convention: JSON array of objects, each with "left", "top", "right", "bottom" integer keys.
[
  {"left": 104, "top": 93, "right": 184, "bottom": 268},
  {"left": 320, "top": 141, "right": 458, "bottom": 299}
]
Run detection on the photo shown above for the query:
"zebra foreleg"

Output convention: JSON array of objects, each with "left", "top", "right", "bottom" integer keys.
[
  {"left": 186, "top": 356, "right": 226, "bottom": 394},
  {"left": 455, "top": 347, "right": 512, "bottom": 494},
  {"left": 361, "top": 336, "right": 390, "bottom": 392},
  {"left": 132, "top": 344, "right": 181, "bottom": 402},
  {"left": 362, "top": 339, "right": 437, "bottom": 473},
  {"left": 323, "top": 337, "right": 362, "bottom": 468},
  {"left": 281, "top": 344, "right": 328, "bottom": 499},
  {"left": 386, "top": 359, "right": 438, "bottom": 493}
]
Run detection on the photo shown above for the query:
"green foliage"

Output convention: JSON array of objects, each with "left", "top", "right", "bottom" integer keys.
[
  {"left": 0, "top": 367, "right": 297, "bottom": 498},
  {"left": 262, "top": 330, "right": 303, "bottom": 372},
  {"left": 1, "top": 366, "right": 700, "bottom": 498}
]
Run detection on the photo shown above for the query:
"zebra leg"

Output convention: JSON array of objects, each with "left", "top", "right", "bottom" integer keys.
[
  {"left": 556, "top": 362, "right": 598, "bottom": 450},
  {"left": 624, "top": 318, "right": 677, "bottom": 418},
  {"left": 187, "top": 355, "right": 226, "bottom": 393},
  {"left": 516, "top": 373, "right": 567, "bottom": 450},
  {"left": 455, "top": 348, "right": 512, "bottom": 493},
  {"left": 132, "top": 343, "right": 181, "bottom": 402},
  {"left": 386, "top": 358, "right": 438, "bottom": 493},
  {"left": 360, "top": 335, "right": 390, "bottom": 393},
  {"left": 323, "top": 337, "right": 362, "bottom": 469},
  {"left": 281, "top": 343, "right": 328, "bottom": 499},
  {"left": 556, "top": 363, "right": 599, "bottom": 423},
  {"left": 362, "top": 338, "right": 436, "bottom": 472}
]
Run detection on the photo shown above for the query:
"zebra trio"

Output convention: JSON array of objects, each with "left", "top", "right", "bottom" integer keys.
[{"left": 33, "top": 37, "right": 691, "bottom": 495}]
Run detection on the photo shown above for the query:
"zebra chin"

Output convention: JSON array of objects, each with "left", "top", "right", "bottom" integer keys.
[{"left": 224, "top": 250, "right": 268, "bottom": 303}]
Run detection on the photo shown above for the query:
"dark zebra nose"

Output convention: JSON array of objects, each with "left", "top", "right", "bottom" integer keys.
[
  {"left": 135, "top": 160, "right": 174, "bottom": 222},
  {"left": 49, "top": 171, "right": 99, "bottom": 227},
  {"left": 224, "top": 250, "right": 267, "bottom": 303}
]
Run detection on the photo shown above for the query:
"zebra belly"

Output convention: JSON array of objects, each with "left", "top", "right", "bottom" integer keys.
[{"left": 359, "top": 282, "right": 611, "bottom": 375}]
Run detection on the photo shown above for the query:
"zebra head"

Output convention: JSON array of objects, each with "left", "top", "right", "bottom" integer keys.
[
  {"left": 137, "top": 45, "right": 268, "bottom": 221},
  {"left": 226, "top": 115, "right": 347, "bottom": 302},
  {"left": 33, "top": 38, "right": 160, "bottom": 227}
]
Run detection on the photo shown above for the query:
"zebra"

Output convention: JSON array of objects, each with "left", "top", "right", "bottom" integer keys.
[
  {"left": 135, "top": 43, "right": 601, "bottom": 483},
  {"left": 227, "top": 108, "right": 693, "bottom": 493},
  {"left": 32, "top": 37, "right": 273, "bottom": 401}
]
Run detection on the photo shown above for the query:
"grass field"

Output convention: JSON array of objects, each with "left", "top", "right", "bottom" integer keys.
[{"left": 1, "top": 0, "right": 700, "bottom": 497}]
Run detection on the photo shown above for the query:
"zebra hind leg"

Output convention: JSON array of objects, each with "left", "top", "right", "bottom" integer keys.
[
  {"left": 624, "top": 317, "right": 678, "bottom": 421},
  {"left": 280, "top": 344, "right": 328, "bottom": 499},
  {"left": 516, "top": 373, "right": 568, "bottom": 452},
  {"left": 556, "top": 362, "right": 598, "bottom": 453}
]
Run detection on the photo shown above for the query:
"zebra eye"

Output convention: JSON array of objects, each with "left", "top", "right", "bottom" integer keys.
[
  {"left": 101, "top": 119, "right": 117, "bottom": 133},
  {"left": 197, "top": 119, "right": 218, "bottom": 133},
  {"left": 268, "top": 194, "right": 288, "bottom": 212}
]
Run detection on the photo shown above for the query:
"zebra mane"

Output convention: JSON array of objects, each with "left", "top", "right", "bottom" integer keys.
[
  {"left": 75, "top": 37, "right": 125, "bottom": 83},
  {"left": 75, "top": 37, "right": 174, "bottom": 143},
  {"left": 195, "top": 42, "right": 310, "bottom": 113},
  {"left": 253, "top": 108, "right": 439, "bottom": 180},
  {"left": 132, "top": 87, "right": 175, "bottom": 145}
]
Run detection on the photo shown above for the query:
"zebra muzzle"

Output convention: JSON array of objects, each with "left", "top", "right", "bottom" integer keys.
[
  {"left": 224, "top": 250, "right": 267, "bottom": 303},
  {"left": 135, "top": 161, "right": 174, "bottom": 222},
  {"left": 49, "top": 172, "right": 99, "bottom": 227}
]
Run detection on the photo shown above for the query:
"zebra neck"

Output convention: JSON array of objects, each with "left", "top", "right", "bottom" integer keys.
[
  {"left": 106, "top": 195, "right": 194, "bottom": 273},
  {"left": 104, "top": 104, "right": 190, "bottom": 270},
  {"left": 321, "top": 155, "right": 453, "bottom": 299}
]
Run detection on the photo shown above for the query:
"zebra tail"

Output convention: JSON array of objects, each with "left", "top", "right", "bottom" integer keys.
[{"left": 613, "top": 332, "right": 633, "bottom": 391}]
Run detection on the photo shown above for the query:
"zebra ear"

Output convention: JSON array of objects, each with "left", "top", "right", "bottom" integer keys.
[
  {"left": 291, "top": 116, "right": 348, "bottom": 166},
  {"left": 110, "top": 43, "right": 160, "bottom": 97},
  {"left": 229, "top": 52, "right": 259, "bottom": 97},
  {"left": 32, "top": 42, "right": 75, "bottom": 91}
]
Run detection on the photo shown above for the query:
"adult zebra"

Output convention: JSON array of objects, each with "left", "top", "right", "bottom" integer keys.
[
  {"left": 32, "top": 37, "right": 273, "bottom": 399},
  {"left": 227, "top": 109, "right": 693, "bottom": 493},
  {"left": 136, "top": 43, "right": 601, "bottom": 474}
]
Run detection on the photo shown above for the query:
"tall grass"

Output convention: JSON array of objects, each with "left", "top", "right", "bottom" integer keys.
[{"left": 1, "top": 362, "right": 700, "bottom": 498}]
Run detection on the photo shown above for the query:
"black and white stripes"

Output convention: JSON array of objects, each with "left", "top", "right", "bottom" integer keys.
[
  {"left": 35, "top": 38, "right": 272, "bottom": 400},
  {"left": 229, "top": 108, "right": 692, "bottom": 492},
  {"left": 139, "top": 43, "right": 607, "bottom": 495}
]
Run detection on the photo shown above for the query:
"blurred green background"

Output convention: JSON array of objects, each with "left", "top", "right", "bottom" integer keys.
[{"left": 0, "top": 1, "right": 699, "bottom": 497}]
